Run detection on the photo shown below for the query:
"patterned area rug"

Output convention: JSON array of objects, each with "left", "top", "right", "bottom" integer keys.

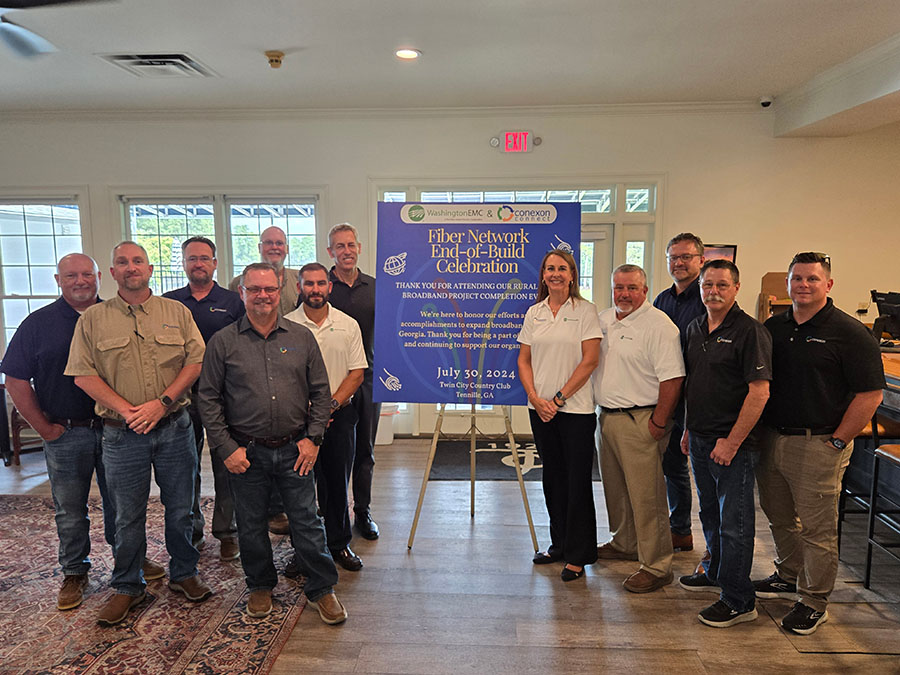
[{"left": 0, "top": 495, "right": 304, "bottom": 674}]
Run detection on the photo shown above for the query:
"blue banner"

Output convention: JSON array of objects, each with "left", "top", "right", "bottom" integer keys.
[{"left": 374, "top": 202, "right": 581, "bottom": 405}]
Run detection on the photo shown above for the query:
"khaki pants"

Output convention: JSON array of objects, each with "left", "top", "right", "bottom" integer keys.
[
  {"left": 599, "top": 408, "right": 674, "bottom": 578},
  {"left": 755, "top": 429, "right": 853, "bottom": 612}
]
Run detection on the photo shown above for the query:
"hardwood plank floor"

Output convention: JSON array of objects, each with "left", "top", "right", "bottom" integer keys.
[{"left": 3, "top": 437, "right": 899, "bottom": 674}]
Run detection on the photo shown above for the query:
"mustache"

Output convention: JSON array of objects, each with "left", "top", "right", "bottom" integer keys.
[{"left": 704, "top": 294, "right": 726, "bottom": 303}]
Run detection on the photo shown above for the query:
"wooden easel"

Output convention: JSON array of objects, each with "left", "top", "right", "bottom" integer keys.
[{"left": 407, "top": 403, "right": 538, "bottom": 551}]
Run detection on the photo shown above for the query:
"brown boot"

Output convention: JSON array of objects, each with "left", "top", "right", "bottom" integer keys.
[
  {"left": 310, "top": 592, "right": 347, "bottom": 625},
  {"left": 142, "top": 558, "right": 166, "bottom": 581},
  {"left": 623, "top": 569, "right": 674, "bottom": 594},
  {"left": 672, "top": 532, "right": 694, "bottom": 552},
  {"left": 57, "top": 574, "right": 88, "bottom": 611},
  {"left": 247, "top": 589, "right": 273, "bottom": 618},
  {"left": 220, "top": 537, "right": 240, "bottom": 561},
  {"left": 97, "top": 592, "right": 145, "bottom": 626},
  {"left": 168, "top": 574, "right": 213, "bottom": 602},
  {"left": 267, "top": 513, "right": 290, "bottom": 535}
]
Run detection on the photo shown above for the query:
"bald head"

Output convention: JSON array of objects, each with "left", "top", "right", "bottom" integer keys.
[
  {"left": 259, "top": 226, "right": 288, "bottom": 269},
  {"left": 56, "top": 253, "right": 100, "bottom": 309}
]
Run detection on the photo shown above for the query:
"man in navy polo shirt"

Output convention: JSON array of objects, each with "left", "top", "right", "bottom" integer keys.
[
  {"left": 653, "top": 232, "right": 707, "bottom": 556},
  {"left": 2, "top": 254, "right": 117, "bottom": 611},
  {"left": 677, "top": 259, "right": 772, "bottom": 628},
  {"left": 755, "top": 251, "right": 884, "bottom": 635},
  {"left": 163, "top": 236, "right": 244, "bottom": 561}
]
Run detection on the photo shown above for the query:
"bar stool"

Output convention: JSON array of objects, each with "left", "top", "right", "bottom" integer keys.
[{"left": 864, "top": 444, "right": 900, "bottom": 588}]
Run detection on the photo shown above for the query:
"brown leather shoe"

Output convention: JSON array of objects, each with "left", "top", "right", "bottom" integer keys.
[
  {"left": 268, "top": 513, "right": 291, "bottom": 535},
  {"left": 247, "top": 590, "right": 273, "bottom": 618},
  {"left": 623, "top": 569, "right": 674, "bottom": 594},
  {"left": 97, "top": 592, "right": 145, "bottom": 626},
  {"left": 168, "top": 574, "right": 213, "bottom": 602},
  {"left": 220, "top": 537, "right": 240, "bottom": 561},
  {"left": 672, "top": 532, "right": 694, "bottom": 552},
  {"left": 57, "top": 574, "right": 88, "bottom": 610},
  {"left": 597, "top": 542, "right": 638, "bottom": 561},
  {"left": 694, "top": 548, "right": 711, "bottom": 575},
  {"left": 310, "top": 592, "right": 347, "bottom": 625},
  {"left": 142, "top": 558, "right": 165, "bottom": 581}
]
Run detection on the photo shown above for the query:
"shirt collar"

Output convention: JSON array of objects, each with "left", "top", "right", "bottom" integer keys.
[
  {"left": 703, "top": 301, "right": 743, "bottom": 333},
  {"left": 111, "top": 292, "right": 155, "bottom": 315},
  {"left": 238, "top": 314, "right": 290, "bottom": 337},
  {"left": 329, "top": 266, "right": 368, "bottom": 289},
  {"left": 786, "top": 297, "right": 834, "bottom": 327},
  {"left": 616, "top": 300, "right": 651, "bottom": 325},
  {"left": 292, "top": 303, "right": 333, "bottom": 329},
  {"left": 56, "top": 295, "right": 101, "bottom": 317}
]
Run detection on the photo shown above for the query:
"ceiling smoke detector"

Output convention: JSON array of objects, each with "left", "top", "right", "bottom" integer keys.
[
  {"left": 265, "top": 50, "right": 284, "bottom": 68},
  {"left": 99, "top": 53, "right": 216, "bottom": 78}
]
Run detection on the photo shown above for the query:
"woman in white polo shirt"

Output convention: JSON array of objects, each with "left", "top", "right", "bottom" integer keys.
[{"left": 517, "top": 249, "right": 603, "bottom": 581}]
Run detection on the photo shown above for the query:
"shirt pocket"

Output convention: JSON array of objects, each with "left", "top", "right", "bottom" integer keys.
[
  {"left": 96, "top": 336, "right": 132, "bottom": 375},
  {"left": 153, "top": 333, "right": 186, "bottom": 373}
]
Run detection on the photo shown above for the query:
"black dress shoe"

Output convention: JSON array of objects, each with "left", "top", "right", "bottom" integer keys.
[
  {"left": 561, "top": 565, "right": 585, "bottom": 582},
  {"left": 533, "top": 550, "right": 563, "bottom": 565},
  {"left": 332, "top": 547, "right": 363, "bottom": 571},
  {"left": 354, "top": 514, "right": 379, "bottom": 540}
]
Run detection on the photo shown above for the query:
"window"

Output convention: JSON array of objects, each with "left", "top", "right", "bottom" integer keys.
[
  {"left": 228, "top": 202, "right": 316, "bottom": 272},
  {"left": 0, "top": 202, "right": 82, "bottom": 346},
  {"left": 417, "top": 189, "right": 612, "bottom": 213},
  {"left": 121, "top": 193, "right": 320, "bottom": 290},
  {"left": 127, "top": 202, "right": 215, "bottom": 294}
]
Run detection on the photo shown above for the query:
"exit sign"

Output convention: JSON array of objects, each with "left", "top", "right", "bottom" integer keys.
[{"left": 502, "top": 130, "right": 532, "bottom": 153}]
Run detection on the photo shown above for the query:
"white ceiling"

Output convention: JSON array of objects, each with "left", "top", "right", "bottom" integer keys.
[{"left": 2, "top": 0, "right": 900, "bottom": 114}]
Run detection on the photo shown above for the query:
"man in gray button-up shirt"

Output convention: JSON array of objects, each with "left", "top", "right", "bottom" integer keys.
[{"left": 198, "top": 262, "right": 347, "bottom": 624}]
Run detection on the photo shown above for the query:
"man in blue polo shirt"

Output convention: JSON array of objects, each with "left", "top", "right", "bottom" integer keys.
[
  {"left": 653, "top": 232, "right": 706, "bottom": 556},
  {"left": 2, "top": 254, "right": 154, "bottom": 610},
  {"left": 164, "top": 236, "right": 244, "bottom": 561}
]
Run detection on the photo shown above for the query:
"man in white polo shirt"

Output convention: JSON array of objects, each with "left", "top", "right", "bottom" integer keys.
[
  {"left": 285, "top": 263, "right": 368, "bottom": 572},
  {"left": 593, "top": 264, "right": 686, "bottom": 593}
]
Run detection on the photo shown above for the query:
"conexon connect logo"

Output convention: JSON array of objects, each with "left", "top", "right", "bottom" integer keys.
[
  {"left": 497, "top": 205, "right": 514, "bottom": 222},
  {"left": 408, "top": 205, "right": 426, "bottom": 222}
]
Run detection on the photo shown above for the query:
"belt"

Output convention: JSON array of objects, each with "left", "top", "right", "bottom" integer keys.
[
  {"left": 231, "top": 429, "right": 305, "bottom": 449},
  {"left": 102, "top": 409, "right": 183, "bottom": 430},
  {"left": 600, "top": 405, "right": 656, "bottom": 415},
  {"left": 776, "top": 426, "right": 836, "bottom": 436},
  {"left": 48, "top": 416, "right": 103, "bottom": 429}
]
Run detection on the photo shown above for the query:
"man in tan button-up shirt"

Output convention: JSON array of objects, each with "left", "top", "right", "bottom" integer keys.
[{"left": 66, "top": 241, "right": 211, "bottom": 626}]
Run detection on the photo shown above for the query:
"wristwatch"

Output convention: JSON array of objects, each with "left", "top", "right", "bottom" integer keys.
[
  {"left": 159, "top": 394, "right": 174, "bottom": 407},
  {"left": 828, "top": 436, "right": 847, "bottom": 450},
  {"left": 307, "top": 434, "right": 324, "bottom": 446},
  {"left": 554, "top": 391, "right": 566, "bottom": 408},
  {"left": 331, "top": 398, "right": 340, "bottom": 410}
]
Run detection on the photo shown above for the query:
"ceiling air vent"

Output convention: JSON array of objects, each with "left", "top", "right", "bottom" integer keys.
[{"left": 100, "top": 53, "right": 216, "bottom": 78}]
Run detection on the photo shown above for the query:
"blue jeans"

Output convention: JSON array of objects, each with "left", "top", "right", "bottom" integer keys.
[
  {"left": 689, "top": 432, "right": 758, "bottom": 612},
  {"left": 102, "top": 408, "right": 199, "bottom": 596},
  {"left": 44, "top": 426, "right": 116, "bottom": 576},
  {"left": 663, "top": 421, "right": 693, "bottom": 535},
  {"left": 227, "top": 440, "right": 338, "bottom": 602}
]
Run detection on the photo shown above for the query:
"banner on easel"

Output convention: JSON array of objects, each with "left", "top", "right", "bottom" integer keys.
[{"left": 373, "top": 202, "right": 581, "bottom": 405}]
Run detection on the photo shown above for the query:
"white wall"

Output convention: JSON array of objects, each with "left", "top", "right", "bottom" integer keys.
[{"left": 2, "top": 108, "right": 899, "bottom": 315}]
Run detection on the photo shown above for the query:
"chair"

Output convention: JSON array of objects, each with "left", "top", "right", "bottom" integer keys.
[
  {"left": 10, "top": 405, "right": 43, "bottom": 466},
  {"left": 864, "top": 444, "right": 900, "bottom": 588}
]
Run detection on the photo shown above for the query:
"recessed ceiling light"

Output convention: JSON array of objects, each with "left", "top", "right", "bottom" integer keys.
[{"left": 395, "top": 48, "right": 421, "bottom": 60}]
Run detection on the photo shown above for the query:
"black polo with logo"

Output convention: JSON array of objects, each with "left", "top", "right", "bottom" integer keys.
[
  {"left": 684, "top": 302, "right": 773, "bottom": 437},
  {"left": 762, "top": 298, "right": 885, "bottom": 430}
]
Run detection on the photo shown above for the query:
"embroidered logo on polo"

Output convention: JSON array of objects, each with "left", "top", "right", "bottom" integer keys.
[
  {"left": 279, "top": 347, "right": 296, "bottom": 353},
  {"left": 209, "top": 307, "right": 227, "bottom": 312},
  {"left": 162, "top": 323, "right": 178, "bottom": 329},
  {"left": 806, "top": 336, "right": 826, "bottom": 343},
  {"left": 716, "top": 336, "right": 733, "bottom": 343},
  {"left": 619, "top": 334, "right": 633, "bottom": 341}
]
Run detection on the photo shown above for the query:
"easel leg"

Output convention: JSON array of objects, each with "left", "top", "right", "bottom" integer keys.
[
  {"left": 506, "top": 408, "right": 538, "bottom": 551},
  {"left": 408, "top": 403, "right": 447, "bottom": 549},
  {"left": 470, "top": 404, "right": 477, "bottom": 517}
]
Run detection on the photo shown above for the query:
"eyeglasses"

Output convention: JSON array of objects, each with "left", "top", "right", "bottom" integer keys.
[
  {"left": 186, "top": 256, "right": 214, "bottom": 264},
  {"left": 666, "top": 253, "right": 701, "bottom": 263},
  {"left": 261, "top": 240, "right": 286, "bottom": 247},
  {"left": 241, "top": 285, "right": 280, "bottom": 295},
  {"left": 790, "top": 251, "right": 831, "bottom": 266}
]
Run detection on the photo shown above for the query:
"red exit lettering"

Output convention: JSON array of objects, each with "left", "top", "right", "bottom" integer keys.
[{"left": 504, "top": 131, "right": 530, "bottom": 153}]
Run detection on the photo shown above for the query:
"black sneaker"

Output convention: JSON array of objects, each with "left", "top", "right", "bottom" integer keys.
[
  {"left": 753, "top": 572, "right": 797, "bottom": 599},
  {"left": 698, "top": 600, "right": 758, "bottom": 628},
  {"left": 781, "top": 602, "right": 828, "bottom": 635},
  {"left": 679, "top": 572, "right": 721, "bottom": 593}
]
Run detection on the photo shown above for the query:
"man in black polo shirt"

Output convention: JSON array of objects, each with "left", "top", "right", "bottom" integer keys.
[
  {"left": 1, "top": 254, "right": 118, "bottom": 611},
  {"left": 653, "top": 232, "right": 706, "bottom": 555},
  {"left": 676, "top": 260, "right": 772, "bottom": 628},
  {"left": 163, "top": 236, "right": 244, "bottom": 561},
  {"left": 327, "top": 222, "right": 380, "bottom": 540},
  {"left": 755, "top": 251, "right": 884, "bottom": 635}
]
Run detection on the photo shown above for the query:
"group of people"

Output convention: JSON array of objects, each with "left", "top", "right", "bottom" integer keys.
[
  {"left": 1, "top": 223, "right": 381, "bottom": 626},
  {"left": 519, "top": 234, "right": 885, "bottom": 635}
]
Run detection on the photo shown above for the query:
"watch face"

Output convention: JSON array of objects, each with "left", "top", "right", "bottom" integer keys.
[{"left": 830, "top": 437, "right": 846, "bottom": 449}]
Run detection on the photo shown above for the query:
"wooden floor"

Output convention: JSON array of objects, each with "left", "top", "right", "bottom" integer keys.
[{"left": 4, "top": 438, "right": 900, "bottom": 674}]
